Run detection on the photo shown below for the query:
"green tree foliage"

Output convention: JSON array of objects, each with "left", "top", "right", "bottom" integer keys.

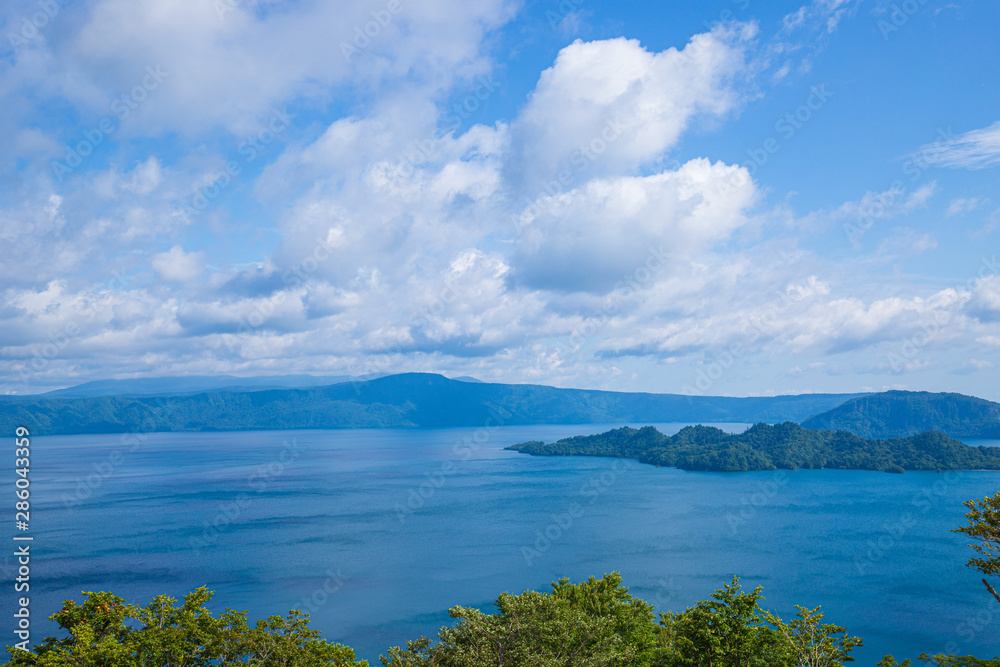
[
  {"left": 877, "top": 492, "right": 1000, "bottom": 667},
  {"left": 953, "top": 491, "right": 1000, "bottom": 603},
  {"left": 508, "top": 423, "right": 1000, "bottom": 473},
  {"left": 3, "top": 587, "right": 366, "bottom": 667},
  {"left": 761, "top": 606, "right": 862, "bottom": 667},
  {"left": 379, "top": 574, "right": 864, "bottom": 667},
  {"left": 15, "top": 574, "right": 996, "bottom": 667},
  {"left": 380, "top": 573, "right": 661, "bottom": 666},
  {"left": 658, "top": 577, "right": 790, "bottom": 666}
]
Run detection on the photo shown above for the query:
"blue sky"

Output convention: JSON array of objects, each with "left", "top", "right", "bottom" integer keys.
[{"left": 2, "top": 0, "right": 999, "bottom": 399}]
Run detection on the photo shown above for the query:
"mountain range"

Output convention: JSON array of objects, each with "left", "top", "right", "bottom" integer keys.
[
  {"left": 2, "top": 373, "right": 998, "bottom": 440},
  {"left": 2, "top": 372, "right": 861, "bottom": 436}
]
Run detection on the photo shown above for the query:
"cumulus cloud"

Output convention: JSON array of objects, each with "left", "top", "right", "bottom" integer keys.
[
  {"left": 152, "top": 246, "right": 205, "bottom": 283},
  {"left": 3, "top": 2, "right": 996, "bottom": 398},
  {"left": 966, "top": 275, "right": 1000, "bottom": 323},
  {"left": 510, "top": 159, "right": 756, "bottom": 292},
  {"left": 507, "top": 24, "right": 757, "bottom": 189},
  {"left": 22, "top": 0, "right": 513, "bottom": 136}
]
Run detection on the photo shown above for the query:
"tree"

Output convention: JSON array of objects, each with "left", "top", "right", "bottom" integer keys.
[
  {"left": 657, "top": 576, "right": 792, "bottom": 667},
  {"left": 379, "top": 572, "right": 661, "bottom": 667},
  {"left": 877, "top": 493, "right": 1000, "bottom": 667},
  {"left": 762, "top": 606, "right": 862, "bottom": 667},
  {"left": 952, "top": 491, "right": 1000, "bottom": 603},
  {"left": 3, "top": 587, "right": 366, "bottom": 667}
]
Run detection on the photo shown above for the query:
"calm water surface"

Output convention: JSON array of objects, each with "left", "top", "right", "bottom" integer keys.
[{"left": 6, "top": 424, "right": 1000, "bottom": 663}]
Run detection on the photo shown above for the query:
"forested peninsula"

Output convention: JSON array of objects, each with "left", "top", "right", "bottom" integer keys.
[{"left": 506, "top": 422, "right": 1000, "bottom": 473}]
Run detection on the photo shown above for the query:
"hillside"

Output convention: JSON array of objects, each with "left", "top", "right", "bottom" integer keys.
[
  {"left": 507, "top": 421, "right": 1000, "bottom": 473},
  {"left": 801, "top": 390, "right": 1000, "bottom": 438},
  {"left": 0, "top": 373, "right": 863, "bottom": 436},
  {"left": 35, "top": 373, "right": 365, "bottom": 398}
]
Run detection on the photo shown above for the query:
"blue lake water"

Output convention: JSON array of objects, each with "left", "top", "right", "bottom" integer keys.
[{"left": 6, "top": 424, "right": 1000, "bottom": 663}]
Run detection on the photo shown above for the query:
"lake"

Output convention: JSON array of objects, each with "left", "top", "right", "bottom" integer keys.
[{"left": 7, "top": 424, "right": 1000, "bottom": 663}]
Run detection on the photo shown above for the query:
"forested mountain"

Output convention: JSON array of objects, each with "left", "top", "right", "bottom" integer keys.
[
  {"left": 507, "top": 421, "right": 1000, "bottom": 473},
  {"left": 0, "top": 373, "right": 862, "bottom": 436},
  {"left": 801, "top": 391, "right": 1000, "bottom": 438}
]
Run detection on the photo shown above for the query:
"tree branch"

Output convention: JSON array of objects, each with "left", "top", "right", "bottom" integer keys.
[{"left": 982, "top": 578, "right": 1000, "bottom": 605}]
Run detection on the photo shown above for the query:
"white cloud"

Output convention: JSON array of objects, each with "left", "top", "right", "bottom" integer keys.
[
  {"left": 511, "top": 158, "right": 756, "bottom": 292},
  {"left": 508, "top": 24, "right": 757, "bottom": 189},
  {"left": 834, "top": 181, "right": 937, "bottom": 242},
  {"left": 912, "top": 121, "right": 1000, "bottom": 170},
  {"left": 152, "top": 245, "right": 205, "bottom": 283},
  {"left": 5, "top": 0, "right": 516, "bottom": 137},
  {"left": 946, "top": 196, "right": 984, "bottom": 217},
  {"left": 966, "top": 275, "right": 1000, "bottom": 323},
  {"left": 954, "top": 358, "right": 994, "bottom": 375},
  {"left": 781, "top": 0, "right": 854, "bottom": 34},
  {"left": 3, "top": 6, "right": 997, "bottom": 398},
  {"left": 876, "top": 228, "right": 937, "bottom": 257},
  {"left": 122, "top": 156, "right": 163, "bottom": 195}
]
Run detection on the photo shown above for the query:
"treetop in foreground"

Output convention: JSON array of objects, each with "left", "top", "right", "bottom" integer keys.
[{"left": 7, "top": 573, "right": 998, "bottom": 666}]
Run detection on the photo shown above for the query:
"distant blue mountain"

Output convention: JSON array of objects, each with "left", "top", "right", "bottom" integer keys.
[
  {"left": 0, "top": 372, "right": 865, "bottom": 436},
  {"left": 801, "top": 390, "right": 1000, "bottom": 438},
  {"left": 37, "top": 374, "right": 371, "bottom": 398}
]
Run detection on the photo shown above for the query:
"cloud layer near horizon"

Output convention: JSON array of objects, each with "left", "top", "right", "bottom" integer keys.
[{"left": 1, "top": 0, "right": 998, "bottom": 397}]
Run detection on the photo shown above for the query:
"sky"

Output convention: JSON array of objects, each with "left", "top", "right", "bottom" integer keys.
[{"left": 1, "top": 0, "right": 999, "bottom": 399}]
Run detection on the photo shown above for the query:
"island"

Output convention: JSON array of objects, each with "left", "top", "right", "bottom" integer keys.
[{"left": 505, "top": 422, "right": 1000, "bottom": 473}]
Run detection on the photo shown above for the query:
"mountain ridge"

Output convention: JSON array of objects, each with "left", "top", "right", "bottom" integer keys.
[
  {"left": 0, "top": 372, "right": 865, "bottom": 436},
  {"left": 801, "top": 390, "right": 1000, "bottom": 438}
]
